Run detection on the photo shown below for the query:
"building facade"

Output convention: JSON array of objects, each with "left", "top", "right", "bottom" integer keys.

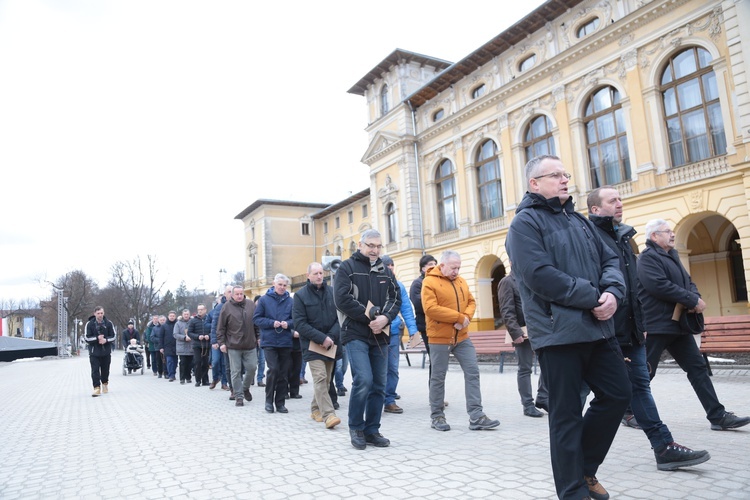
[{"left": 238, "top": 0, "right": 750, "bottom": 327}]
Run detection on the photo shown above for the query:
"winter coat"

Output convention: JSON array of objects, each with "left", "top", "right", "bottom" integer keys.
[
  {"left": 156, "top": 319, "right": 177, "bottom": 356},
  {"left": 505, "top": 192, "right": 625, "bottom": 350},
  {"left": 121, "top": 327, "right": 140, "bottom": 349},
  {"left": 590, "top": 214, "right": 646, "bottom": 346},
  {"left": 293, "top": 280, "right": 341, "bottom": 362},
  {"left": 174, "top": 318, "right": 193, "bottom": 356},
  {"left": 497, "top": 271, "right": 526, "bottom": 342},
  {"left": 421, "top": 265, "right": 476, "bottom": 346},
  {"left": 637, "top": 239, "right": 702, "bottom": 335},
  {"left": 333, "top": 250, "right": 401, "bottom": 346},
  {"left": 409, "top": 273, "right": 428, "bottom": 334},
  {"left": 187, "top": 315, "right": 212, "bottom": 350},
  {"left": 84, "top": 315, "right": 116, "bottom": 357},
  {"left": 253, "top": 287, "right": 294, "bottom": 349},
  {"left": 209, "top": 297, "right": 226, "bottom": 344},
  {"left": 144, "top": 322, "right": 159, "bottom": 351},
  {"left": 217, "top": 297, "right": 257, "bottom": 350}
]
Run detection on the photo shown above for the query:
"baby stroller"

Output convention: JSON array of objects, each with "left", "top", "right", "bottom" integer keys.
[{"left": 123, "top": 340, "right": 145, "bottom": 375}]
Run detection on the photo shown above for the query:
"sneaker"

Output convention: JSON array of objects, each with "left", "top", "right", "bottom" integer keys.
[
  {"left": 384, "top": 403, "right": 403, "bottom": 414},
  {"left": 584, "top": 475, "right": 609, "bottom": 500},
  {"left": 102, "top": 383, "right": 108, "bottom": 394},
  {"left": 311, "top": 410, "right": 323, "bottom": 422},
  {"left": 654, "top": 442, "right": 711, "bottom": 471},
  {"left": 365, "top": 433, "right": 390, "bottom": 447},
  {"left": 337, "top": 387, "right": 347, "bottom": 397},
  {"left": 469, "top": 415, "right": 500, "bottom": 430},
  {"left": 325, "top": 415, "right": 341, "bottom": 429},
  {"left": 524, "top": 407, "right": 544, "bottom": 418},
  {"left": 92, "top": 386, "right": 101, "bottom": 397},
  {"left": 243, "top": 389, "right": 252, "bottom": 401},
  {"left": 710, "top": 411, "right": 750, "bottom": 431},
  {"left": 350, "top": 429, "right": 366, "bottom": 450},
  {"left": 431, "top": 416, "right": 451, "bottom": 431},
  {"left": 622, "top": 414, "right": 641, "bottom": 429}
]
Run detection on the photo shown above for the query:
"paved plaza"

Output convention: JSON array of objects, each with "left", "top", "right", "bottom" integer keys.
[{"left": 1, "top": 352, "right": 749, "bottom": 499}]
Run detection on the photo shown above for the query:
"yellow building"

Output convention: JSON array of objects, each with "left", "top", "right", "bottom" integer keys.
[{"left": 238, "top": 0, "right": 750, "bottom": 326}]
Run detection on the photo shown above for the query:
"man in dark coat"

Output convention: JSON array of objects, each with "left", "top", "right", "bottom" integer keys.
[
  {"left": 294, "top": 262, "right": 341, "bottom": 429},
  {"left": 187, "top": 304, "right": 212, "bottom": 387},
  {"left": 121, "top": 320, "right": 140, "bottom": 350},
  {"left": 84, "top": 306, "right": 116, "bottom": 397},
  {"left": 638, "top": 218, "right": 749, "bottom": 431},
  {"left": 157, "top": 311, "right": 178, "bottom": 381},
  {"left": 218, "top": 286, "right": 258, "bottom": 407}
]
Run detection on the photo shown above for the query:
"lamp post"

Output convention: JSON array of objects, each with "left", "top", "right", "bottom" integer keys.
[{"left": 218, "top": 268, "right": 227, "bottom": 295}]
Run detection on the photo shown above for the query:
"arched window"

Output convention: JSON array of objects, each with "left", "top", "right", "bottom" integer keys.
[
  {"left": 584, "top": 86, "right": 630, "bottom": 187},
  {"left": 519, "top": 54, "right": 536, "bottom": 72},
  {"left": 661, "top": 47, "right": 726, "bottom": 167},
  {"left": 433, "top": 108, "right": 444, "bottom": 122},
  {"left": 436, "top": 159, "right": 457, "bottom": 232},
  {"left": 577, "top": 17, "right": 600, "bottom": 38},
  {"left": 380, "top": 84, "right": 390, "bottom": 116},
  {"left": 471, "top": 84, "right": 486, "bottom": 99},
  {"left": 476, "top": 140, "right": 503, "bottom": 220},
  {"left": 729, "top": 231, "right": 747, "bottom": 302},
  {"left": 523, "top": 115, "right": 555, "bottom": 163},
  {"left": 385, "top": 202, "right": 397, "bottom": 243}
]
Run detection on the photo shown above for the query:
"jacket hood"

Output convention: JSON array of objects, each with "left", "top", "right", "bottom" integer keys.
[
  {"left": 589, "top": 214, "right": 636, "bottom": 240},
  {"left": 516, "top": 191, "right": 574, "bottom": 214},
  {"left": 426, "top": 264, "right": 450, "bottom": 281}
]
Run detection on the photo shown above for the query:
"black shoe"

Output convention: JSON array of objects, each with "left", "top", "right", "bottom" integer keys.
[
  {"left": 394, "top": 394, "right": 401, "bottom": 400},
  {"left": 524, "top": 407, "right": 544, "bottom": 418},
  {"left": 276, "top": 406, "right": 289, "bottom": 414},
  {"left": 333, "top": 402, "right": 340, "bottom": 410},
  {"left": 622, "top": 414, "right": 641, "bottom": 429},
  {"left": 350, "top": 429, "right": 366, "bottom": 450},
  {"left": 365, "top": 433, "right": 390, "bottom": 447},
  {"left": 265, "top": 403, "right": 274, "bottom": 413},
  {"left": 243, "top": 389, "right": 252, "bottom": 401},
  {"left": 229, "top": 392, "right": 235, "bottom": 401},
  {"left": 535, "top": 400, "right": 548, "bottom": 412},
  {"left": 186, "top": 379, "right": 192, "bottom": 383},
  {"left": 337, "top": 387, "right": 347, "bottom": 397},
  {"left": 180, "top": 380, "right": 185, "bottom": 385},
  {"left": 654, "top": 442, "right": 711, "bottom": 471},
  {"left": 195, "top": 382, "right": 201, "bottom": 387},
  {"left": 285, "top": 393, "right": 290, "bottom": 400},
  {"left": 290, "top": 394, "right": 303, "bottom": 399},
  {"left": 711, "top": 411, "right": 750, "bottom": 431}
]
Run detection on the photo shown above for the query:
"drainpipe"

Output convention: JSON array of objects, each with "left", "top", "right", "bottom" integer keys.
[{"left": 407, "top": 100, "right": 426, "bottom": 253}]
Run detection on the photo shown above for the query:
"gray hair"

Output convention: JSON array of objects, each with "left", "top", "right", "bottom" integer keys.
[
  {"left": 440, "top": 250, "right": 461, "bottom": 263},
  {"left": 524, "top": 154, "right": 561, "bottom": 187},
  {"left": 273, "top": 273, "right": 290, "bottom": 284},
  {"left": 360, "top": 229, "right": 382, "bottom": 243},
  {"left": 644, "top": 219, "right": 669, "bottom": 240},
  {"left": 232, "top": 285, "right": 244, "bottom": 293}
]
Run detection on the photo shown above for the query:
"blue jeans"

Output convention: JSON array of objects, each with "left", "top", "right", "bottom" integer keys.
[
  {"left": 211, "top": 346, "right": 227, "bottom": 385},
  {"left": 346, "top": 339, "right": 387, "bottom": 434},
  {"left": 621, "top": 343, "right": 673, "bottom": 449},
  {"left": 165, "top": 355, "right": 178, "bottom": 379},
  {"left": 335, "top": 343, "right": 348, "bottom": 390},
  {"left": 257, "top": 347, "right": 266, "bottom": 383},
  {"left": 384, "top": 332, "right": 402, "bottom": 405}
]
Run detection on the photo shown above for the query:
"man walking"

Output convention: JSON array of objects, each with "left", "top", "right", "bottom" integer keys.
[
  {"left": 121, "top": 320, "right": 140, "bottom": 350},
  {"left": 209, "top": 286, "right": 232, "bottom": 390},
  {"left": 506, "top": 155, "right": 631, "bottom": 500},
  {"left": 422, "top": 250, "right": 500, "bottom": 432},
  {"left": 143, "top": 314, "right": 159, "bottom": 371},
  {"left": 188, "top": 304, "right": 211, "bottom": 387},
  {"left": 334, "top": 229, "right": 400, "bottom": 450},
  {"left": 588, "top": 187, "right": 711, "bottom": 471},
  {"left": 217, "top": 286, "right": 258, "bottom": 407},
  {"left": 84, "top": 306, "right": 116, "bottom": 397}
]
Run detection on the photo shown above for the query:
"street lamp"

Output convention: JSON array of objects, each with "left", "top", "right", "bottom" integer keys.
[{"left": 218, "top": 268, "right": 227, "bottom": 296}]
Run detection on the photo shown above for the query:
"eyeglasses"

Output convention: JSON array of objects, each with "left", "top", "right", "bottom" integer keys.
[
  {"left": 653, "top": 230, "right": 675, "bottom": 235},
  {"left": 534, "top": 172, "right": 571, "bottom": 181},
  {"left": 364, "top": 243, "right": 383, "bottom": 250}
]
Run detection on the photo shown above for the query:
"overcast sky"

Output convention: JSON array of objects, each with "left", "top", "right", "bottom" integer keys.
[{"left": 0, "top": 0, "right": 544, "bottom": 304}]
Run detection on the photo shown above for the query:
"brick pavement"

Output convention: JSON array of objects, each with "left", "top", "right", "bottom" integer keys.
[{"left": 0, "top": 352, "right": 749, "bottom": 499}]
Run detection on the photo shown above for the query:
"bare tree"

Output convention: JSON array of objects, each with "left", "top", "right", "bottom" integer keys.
[{"left": 107, "top": 255, "right": 166, "bottom": 331}]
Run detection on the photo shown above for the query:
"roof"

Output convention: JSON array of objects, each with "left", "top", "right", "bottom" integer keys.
[
  {"left": 234, "top": 199, "right": 330, "bottom": 221},
  {"left": 312, "top": 188, "right": 370, "bottom": 219},
  {"left": 347, "top": 49, "right": 454, "bottom": 96}
]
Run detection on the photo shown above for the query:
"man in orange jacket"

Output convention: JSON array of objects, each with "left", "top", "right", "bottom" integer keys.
[{"left": 422, "top": 250, "right": 500, "bottom": 432}]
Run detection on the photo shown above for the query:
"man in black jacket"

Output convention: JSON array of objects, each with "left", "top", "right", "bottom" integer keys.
[
  {"left": 294, "top": 262, "right": 341, "bottom": 430},
  {"left": 334, "top": 229, "right": 400, "bottom": 450},
  {"left": 187, "top": 304, "right": 212, "bottom": 387},
  {"left": 409, "top": 254, "right": 436, "bottom": 384},
  {"left": 84, "top": 306, "right": 116, "bottom": 397},
  {"left": 638, "top": 218, "right": 750, "bottom": 432},
  {"left": 589, "top": 187, "right": 710, "bottom": 471},
  {"left": 506, "top": 155, "right": 630, "bottom": 500}
]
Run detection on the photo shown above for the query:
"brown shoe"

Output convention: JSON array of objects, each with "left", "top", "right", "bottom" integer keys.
[
  {"left": 92, "top": 386, "right": 101, "bottom": 397},
  {"left": 209, "top": 381, "right": 218, "bottom": 390},
  {"left": 325, "top": 415, "right": 341, "bottom": 429},
  {"left": 229, "top": 391, "right": 235, "bottom": 401},
  {"left": 102, "top": 383, "right": 109, "bottom": 394},
  {"left": 311, "top": 410, "right": 323, "bottom": 422},
  {"left": 235, "top": 398, "right": 244, "bottom": 407},
  {"left": 258, "top": 381, "right": 266, "bottom": 387},
  {"left": 384, "top": 403, "right": 403, "bottom": 414},
  {"left": 221, "top": 384, "right": 229, "bottom": 391},
  {"left": 243, "top": 389, "right": 252, "bottom": 401},
  {"left": 584, "top": 475, "right": 609, "bottom": 500},
  {"left": 300, "top": 378, "right": 308, "bottom": 384}
]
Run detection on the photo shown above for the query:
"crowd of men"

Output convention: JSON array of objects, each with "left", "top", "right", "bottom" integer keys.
[{"left": 82, "top": 155, "right": 750, "bottom": 500}]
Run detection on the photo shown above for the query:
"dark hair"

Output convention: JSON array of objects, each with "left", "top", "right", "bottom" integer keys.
[{"left": 419, "top": 254, "right": 436, "bottom": 270}]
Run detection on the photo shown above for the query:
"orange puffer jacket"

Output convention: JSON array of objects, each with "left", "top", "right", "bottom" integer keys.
[{"left": 421, "top": 266, "right": 476, "bottom": 345}]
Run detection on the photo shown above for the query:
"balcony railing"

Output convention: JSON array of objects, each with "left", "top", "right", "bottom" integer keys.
[
  {"left": 473, "top": 216, "right": 507, "bottom": 235},
  {"left": 667, "top": 156, "right": 729, "bottom": 186},
  {"left": 433, "top": 229, "right": 460, "bottom": 244}
]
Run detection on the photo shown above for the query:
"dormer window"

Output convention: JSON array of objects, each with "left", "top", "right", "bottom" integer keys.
[
  {"left": 433, "top": 108, "right": 445, "bottom": 122},
  {"left": 380, "top": 84, "right": 390, "bottom": 115},
  {"left": 471, "top": 84, "right": 486, "bottom": 99},
  {"left": 519, "top": 54, "right": 537, "bottom": 73},
  {"left": 577, "top": 17, "right": 600, "bottom": 38}
]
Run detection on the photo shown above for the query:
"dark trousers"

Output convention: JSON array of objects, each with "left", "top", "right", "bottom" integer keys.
[
  {"left": 329, "top": 376, "right": 338, "bottom": 406},
  {"left": 90, "top": 354, "right": 111, "bottom": 388},
  {"left": 150, "top": 350, "right": 163, "bottom": 375},
  {"left": 145, "top": 349, "right": 152, "bottom": 368},
  {"left": 646, "top": 333, "right": 725, "bottom": 423},
  {"left": 193, "top": 347, "right": 210, "bottom": 384},
  {"left": 178, "top": 355, "right": 193, "bottom": 382},
  {"left": 264, "top": 347, "right": 292, "bottom": 408},
  {"left": 538, "top": 337, "right": 631, "bottom": 500},
  {"left": 420, "top": 332, "right": 432, "bottom": 386},
  {"left": 288, "top": 349, "right": 302, "bottom": 397}
]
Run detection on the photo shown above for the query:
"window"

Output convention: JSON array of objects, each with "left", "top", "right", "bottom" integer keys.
[
  {"left": 385, "top": 202, "right": 397, "bottom": 243},
  {"left": 471, "top": 84, "right": 486, "bottom": 99},
  {"left": 584, "top": 86, "right": 630, "bottom": 187},
  {"left": 301, "top": 222, "right": 310, "bottom": 236},
  {"left": 577, "top": 17, "right": 600, "bottom": 38},
  {"left": 380, "top": 84, "right": 390, "bottom": 116},
  {"left": 362, "top": 204, "right": 368, "bottom": 218},
  {"left": 323, "top": 221, "right": 328, "bottom": 234},
  {"left": 523, "top": 115, "right": 556, "bottom": 163},
  {"left": 519, "top": 54, "right": 537, "bottom": 72},
  {"left": 729, "top": 232, "right": 748, "bottom": 302},
  {"left": 433, "top": 108, "right": 444, "bottom": 121},
  {"left": 476, "top": 140, "right": 503, "bottom": 220},
  {"left": 661, "top": 47, "right": 726, "bottom": 167},
  {"left": 335, "top": 216, "right": 340, "bottom": 229},
  {"left": 436, "top": 159, "right": 457, "bottom": 232},
  {"left": 347, "top": 210, "right": 353, "bottom": 224}
]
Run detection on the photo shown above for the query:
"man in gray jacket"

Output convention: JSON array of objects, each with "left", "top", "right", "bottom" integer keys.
[
  {"left": 217, "top": 286, "right": 258, "bottom": 407},
  {"left": 506, "top": 155, "right": 631, "bottom": 500}
]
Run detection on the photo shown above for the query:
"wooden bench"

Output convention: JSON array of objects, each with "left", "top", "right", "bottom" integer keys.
[
  {"left": 470, "top": 330, "right": 537, "bottom": 374},
  {"left": 399, "top": 337, "right": 428, "bottom": 368},
  {"left": 700, "top": 315, "right": 750, "bottom": 375}
]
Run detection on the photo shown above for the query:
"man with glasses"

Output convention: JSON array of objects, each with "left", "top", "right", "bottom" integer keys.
[
  {"left": 507, "top": 155, "right": 631, "bottom": 500},
  {"left": 334, "top": 229, "right": 400, "bottom": 450},
  {"left": 638, "top": 219, "right": 750, "bottom": 431}
]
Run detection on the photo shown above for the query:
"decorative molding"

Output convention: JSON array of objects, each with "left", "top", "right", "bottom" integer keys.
[
  {"left": 667, "top": 156, "right": 730, "bottom": 186},
  {"left": 377, "top": 174, "right": 399, "bottom": 199},
  {"left": 687, "top": 189, "right": 704, "bottom": 211}
]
